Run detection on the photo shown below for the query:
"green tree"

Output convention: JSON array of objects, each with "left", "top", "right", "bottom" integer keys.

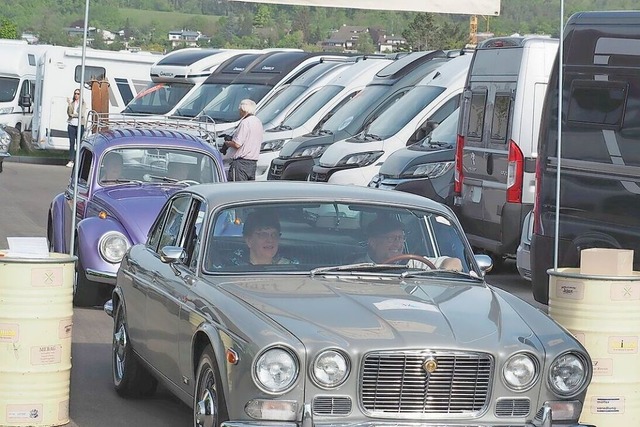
[
  {"left": 0, "top": 19, "right": 19, "bottom": 39},
  {"left": 356, "top": 32, "right": 376, "bottom": 54},
  {"left": 402, "top": 13, "right": 435, "bottom": 51},
  {"left": 253, "top": 4, "right": 272, "bottom": 28}
]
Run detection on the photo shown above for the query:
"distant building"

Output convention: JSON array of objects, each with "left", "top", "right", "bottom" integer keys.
[
  {"left": 21, "top": 32, "right": 39, "bottom": 44},
  {"left": 369, "top": 27, "right": 407, "bottom": 53},
  {"left": 168, "top": 30, "right": 208, "bottom": 48},
  {"left": 321, "top": 25, "right": 369, "bottom": 53}
]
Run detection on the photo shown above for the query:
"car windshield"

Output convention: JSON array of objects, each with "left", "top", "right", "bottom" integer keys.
[
  {"left": 280, "top": 85, "right": 343, "bottom": 129},
  {"left": 319, "top": 85, "right": 389, "bottom": 133},
  {"left": 99, "top": 148, "right": 221, "bottom": 185},
  {"left": 363, "top": 85, "right": 445, "bottom": 140},
  {"left": 0, "top": 77, "right": 19, "bottom": 102},
  {"left": 203, "top": 201, "right": 473, "bottom": 275},
  {"left": 200, "top": 83, "right": 272, "bottom": 122},
  {"left": 172, "top": 83, "right": 229, "bottom": 118},
  {"left": 417, "top": 107, "right": 459, "bottom": 148},
  {"left": 255, "top": 85, "right": 307, "bottom": 124},
  {"left": 123, "top": 82, "right": 193, "bottom": 115}
]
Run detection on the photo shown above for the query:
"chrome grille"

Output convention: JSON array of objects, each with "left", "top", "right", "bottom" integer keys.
[
  {"left": 312, "top": 396, "right": 352, "bottom": 416},
  {"left": 269, "top": 163, "right": 284, "bottom": 179},
  {"left": 309, "top": 171, "right": 328, "bottom": 182},
  {"left": 361, "top": 351, "right": 492, "bottom": 417},
  {"left": 495, "top": 398, "right": 531, "bottom": 417}
]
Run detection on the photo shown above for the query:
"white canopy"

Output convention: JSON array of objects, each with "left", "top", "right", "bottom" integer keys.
[{"left": 228, "top": 0, "right": 501, "bottom": 16}]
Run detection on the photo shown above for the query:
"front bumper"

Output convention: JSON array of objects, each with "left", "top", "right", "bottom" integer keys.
[
  {"left": 86, "top": 268, "right": 117, "bottom": 285},
  {"left": 268, "top": 156, "right": 315, "bottom": 181}
]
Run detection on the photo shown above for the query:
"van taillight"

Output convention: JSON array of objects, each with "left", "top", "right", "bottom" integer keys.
[
  {"left": 454, "top": 134, "right": 464, "bottom": 194},
  {"left": 532, "top": 155, "right": 542, "bottom": 234},
  {"left": 506, "top": 139, "right": 523, "bottom": 203}
]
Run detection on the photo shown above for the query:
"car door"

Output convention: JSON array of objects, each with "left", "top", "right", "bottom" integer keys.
[{"left": 63, "top": 148, "right": 93, "bottom": 253}]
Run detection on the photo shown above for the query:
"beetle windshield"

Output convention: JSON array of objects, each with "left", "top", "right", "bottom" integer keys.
[{"left": 203, "top": 201, "right": 473, "bottom": 275}]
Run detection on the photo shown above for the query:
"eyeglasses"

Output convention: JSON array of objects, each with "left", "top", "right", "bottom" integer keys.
[
  {"left": 376, "top": 233, "right": 406, "bottom": 244},
  {"left": 253, "top": 230, "right": 281, "bottom": 240},
  {"left": 74, "top": 92, "right": 80, "bottom": 96}
]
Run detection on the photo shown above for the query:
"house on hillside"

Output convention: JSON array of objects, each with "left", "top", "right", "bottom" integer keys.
[
  {"left": 321, "top": 25, "right": 368, "bottom": 53},
  {"left": 168, "top": 30, "right": 209, "bottom": 47},
  {"left": 369, "top": 27, "right": 407, "bottom": 52}
]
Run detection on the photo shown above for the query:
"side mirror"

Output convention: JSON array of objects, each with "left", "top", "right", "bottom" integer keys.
[
  {"left": 474, "top": 254, "right": 493, "bottom": 275},
  {"left": 20, "top": 95, "right": 32, "bottom": 108},
  {"left": 160, "top": 246, "right": 186, "bottom": 271}
]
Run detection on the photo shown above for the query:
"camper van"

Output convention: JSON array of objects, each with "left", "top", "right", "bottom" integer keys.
[
  {"left": 32, "top": 47, "right": 159, "bottom": 150},
  {"left": 123, "top": 48, "right": 258, "bottom": 116},
  {"left": 531, "top": 11, "right": 640, "bottom": 304},
  {"left": 0, "top": 40, "right": 50, "bottom": 130},
  {"left": 453, "top": 36, "right": 558, "bottom": 267}
]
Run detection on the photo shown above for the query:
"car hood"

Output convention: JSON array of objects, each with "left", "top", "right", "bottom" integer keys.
[
  {"left": 219, "top": 276, "right": 535, "bottom": 349},
  {"left": 379, "top": 146, "right": 455, "bottom": 176},
  {"left": 91, "top": 185, "right": 178, "bottom": 243}
]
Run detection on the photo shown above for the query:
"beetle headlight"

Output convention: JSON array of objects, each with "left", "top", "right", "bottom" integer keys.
[
  {"left": 400, "top": 161, "right": 454, "bottom": 179},
  {"left": 548, "top": 352, "right": 589, "bottom": 397},
  {"left": 337, "top": 151, "right": 384, "bottom": 167},
  {"left": 99, "top": 231, "right": 130, "bottom": 263},
  {"left": 292, "top": 145, "right": 327, "bottom": 158},
  {"left": 254, "top": 347, "right": 298, "bottom": 394},
  {"left": 311, "top": 350, "right": 349, "bottom": 388},
  {"left": 503, "top": 353, "right": 538, "bottom": 391},
  {"left": 261, "top": 139, "right": 290, "bottom": 152}
]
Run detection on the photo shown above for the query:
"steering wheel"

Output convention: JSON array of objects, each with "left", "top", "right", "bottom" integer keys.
[
  {"left": 176, "top": 180, "right": 200, "bottom": 186},
  {"left": 383, "top": 254, "right": 436, "bottom": 269}
]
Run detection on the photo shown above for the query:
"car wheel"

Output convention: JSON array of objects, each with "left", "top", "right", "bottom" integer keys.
[
  {"left": 112, "top": 303, "right": 157, "bottom": 398},
  {"left": 194, "top": 345, "right": 227, "bottom": 427},
  {"left": 73, "top": 255, "right": 101, "bottom": 307}
]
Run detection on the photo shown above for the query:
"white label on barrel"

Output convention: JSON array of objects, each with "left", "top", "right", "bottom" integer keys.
[
  {"left": 31, "top": 266, "right": 63, "bottom": 287},
  {"left": 6, "top": 404, "right": 43, "bottom": 422},
  {"left": 592, "top": 358, "right": 613, "bottom": 376},
  {"left": 610, "top": 283, "right": 640, "bottom": 300},
  {"left": 0, "top": 322, "right": 19, "bottom": 343},
  {"left": 59, "top": 318, "right": 73, "bottom": 339},
  {"left": 555, "top": 280, "right": 585, "bottom": 300},
  {"left": 30, "top": 344, "right": 62, "bottom": 365},
  {"left": 608, "top": 336, "right": 638, "bottom": 354},
  {"left": 591, "top": 396, "right": 625, "bottom": 414}
]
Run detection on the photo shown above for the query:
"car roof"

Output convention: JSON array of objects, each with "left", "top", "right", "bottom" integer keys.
[
  {"left": 188, "top": 181, "right": 452, "bottom": 213},
  {"left": 86, "top": 127, "right": 216, "bottom": 154}
]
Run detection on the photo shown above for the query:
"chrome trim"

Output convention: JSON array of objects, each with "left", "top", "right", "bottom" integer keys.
[
  {"left": 103, "top": 299, "right": 114, "bottom": 317},
  {"left": 86, "top": 268, "right": 117, "bottom": 284}
]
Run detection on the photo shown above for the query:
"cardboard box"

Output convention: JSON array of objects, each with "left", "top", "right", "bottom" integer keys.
[{"left": 580, "top": 248, "right": 634, "bottom": 276}]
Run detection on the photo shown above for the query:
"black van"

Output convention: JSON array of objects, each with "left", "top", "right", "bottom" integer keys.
[{"left": 531, "top": 10, "right": 640, "bottom": 304}]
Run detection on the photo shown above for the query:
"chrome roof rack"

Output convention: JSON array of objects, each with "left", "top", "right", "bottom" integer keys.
[{"left": 85, "top": 111, "right": 218, "bottom": 144}]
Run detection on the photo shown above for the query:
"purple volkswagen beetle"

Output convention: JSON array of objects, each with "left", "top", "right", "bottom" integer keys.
[{"left": 47, "top": 125, "right": 225, "bottom": 306}]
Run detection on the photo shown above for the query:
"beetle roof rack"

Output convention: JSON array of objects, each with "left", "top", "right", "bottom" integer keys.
[{"left": 85, "top": 111, "right": 218, "bottom": 143}]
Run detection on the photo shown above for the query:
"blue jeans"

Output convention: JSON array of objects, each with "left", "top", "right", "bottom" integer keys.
[{"left": 67, "top": 124, "right": 85, "bottom": 161}]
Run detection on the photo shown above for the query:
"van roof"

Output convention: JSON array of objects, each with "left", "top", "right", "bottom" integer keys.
[
  {"left": 202, "top": 53, "right": 264, "bottom": 84},
  {"left": 374, "top": 50, "right": 446, "bottom": 80},
  {"left": 479, "top": 35, "right": 555, "bottom": 49},
  {"left": 155, "top": 49, "right": 224, "bottom": 66},
  {"left": 567, "top": 10, "right": 640, "bottom": 26}
]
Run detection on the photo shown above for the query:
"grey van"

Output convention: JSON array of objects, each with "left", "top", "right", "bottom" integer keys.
[
  {"left": 531, "top": 11, "right": 640, "bottom": 304},
  {"left": 454, "top": 36, "right": 558, "bottom": 267}
]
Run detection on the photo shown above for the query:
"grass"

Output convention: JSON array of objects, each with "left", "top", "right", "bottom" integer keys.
[{"left": 119, "top": 7, "right": 221, "bottom": 29}]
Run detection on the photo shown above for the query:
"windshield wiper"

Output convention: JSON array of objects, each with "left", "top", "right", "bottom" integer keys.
[
  {"left": 364, "top": 133, "right": 382, "bottom": 141},
  {"left": 316, "top": 129, "right": 333, "bottom": 136},
  {"left": 310, "top": 263, "right": 408, "bottom": 276}
]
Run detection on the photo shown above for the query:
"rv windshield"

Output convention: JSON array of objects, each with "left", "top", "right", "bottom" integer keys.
[
  {"left": 280, "top": 85, "right": 343, "bottom": 129},
  {"left": 0, "top": 77, "right": 19, "bottom": 102},
  {"left": 173, "top": 83, "right": 229, "bottom": 118},
  {"left": 123, "top": 82, "right": 193, "bottom": 115},
  {"left": 364, "top": 86, "right": 445, "bottom": 140},
  {"left": 255, "top": 85, "right": 307, "bottom": 124},
  {"left": 200, "top": 83, "right": 272, "bottom": 123},
  {"left": 319, "top": 85, "right": 389, "bottom": 133}
]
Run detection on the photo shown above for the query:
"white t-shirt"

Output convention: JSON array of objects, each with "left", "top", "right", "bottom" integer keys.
[{"left": 229, "top": 115, "right": 263, "bottom": 161}]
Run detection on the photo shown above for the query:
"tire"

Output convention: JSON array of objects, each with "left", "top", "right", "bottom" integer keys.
[
  {"left": 112, "top": 303, "right": 158, "bottom": 398},
  {"left": 194, "top": 345, "right": 228, "bottom": 427},
  {"left": 73, "top": 255, "right": 101, "bottom": 307}
]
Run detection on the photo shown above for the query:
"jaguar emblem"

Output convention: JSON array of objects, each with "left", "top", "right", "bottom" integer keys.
[{"left": 423, "top": 357, "right": 437, "bottom": 373}]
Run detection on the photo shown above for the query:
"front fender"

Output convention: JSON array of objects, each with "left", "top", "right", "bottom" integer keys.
[
  {"left": 76, "top": 216, "right": 131, "bottom": 282},
  {"left": 49, "top": 192, "right": 69, "bottom": 253}
]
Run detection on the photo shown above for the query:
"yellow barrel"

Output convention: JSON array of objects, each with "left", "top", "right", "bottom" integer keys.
[
  {"left": 0, "top": 253, "right": 76, "bottom": 427},
  {"left": 548, "top": 267, "right": 640, "bottom": 427}
]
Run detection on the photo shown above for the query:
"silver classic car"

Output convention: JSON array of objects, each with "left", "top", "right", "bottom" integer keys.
[{"left": 105, "top": 182, "right": 593, "bottom": 427}]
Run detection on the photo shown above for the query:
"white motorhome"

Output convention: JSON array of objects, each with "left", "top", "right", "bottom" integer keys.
[
  {"left": 32, "top": 47, "right": 159, "bottom": 150},
  {"left": 0, "top": 40, "right": 50, "bottom": 130},
  {"left": 311, "top": 53, "right": 472, "bottom": 187}
]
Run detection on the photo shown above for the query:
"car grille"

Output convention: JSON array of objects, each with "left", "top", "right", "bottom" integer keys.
[
  {"left": 309, "top": 170, "right": 329, "bottom": 182},
  {"left": 312, "top": 396, "right": 352, "bottom": 416},
  {"left": 495, "top": 398, "right": 530, "bottom": 417},
  {"left": 269, "top": 163, "right": 284, "bottom": 180},
  {"left": 361, "top": 351, "right": 492, "bottom": 417}
]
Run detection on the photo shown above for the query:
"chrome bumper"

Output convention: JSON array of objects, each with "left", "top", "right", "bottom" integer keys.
[{"left": 86, "top": 268, "right": 117, "bottom": 285}]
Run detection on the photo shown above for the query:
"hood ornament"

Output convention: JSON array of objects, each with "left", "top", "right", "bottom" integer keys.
[{"left": 423, "top": 357, "right": 437, "bottom": 374}]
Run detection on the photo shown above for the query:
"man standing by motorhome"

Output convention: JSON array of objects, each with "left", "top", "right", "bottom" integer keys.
[
  {"left": 66, "top": 89, "right": 86, "bottom": 168},
  {"left": 222, "top": 99, "right": 263, "bottom": 181}
]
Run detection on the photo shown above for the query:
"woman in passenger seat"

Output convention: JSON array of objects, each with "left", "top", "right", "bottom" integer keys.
[{"left": 240, "top": 211, "right": 293, "bottom": 265}]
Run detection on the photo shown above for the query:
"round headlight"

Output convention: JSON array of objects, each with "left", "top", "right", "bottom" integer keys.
[
  {"left": 254, "top": 347, "right": 298, "bottom": 394},
  {"left": 99, "top": 231, "right": 130, "bottom": 263},
  {"left": 548, "top": 352, "right": 589, "bottom": 397},
  {"left": 503, "top": 353, "right": 538, "bottom": 391},
  {"left": 311, "top": 350, "right": 349, "bottom": 388}
]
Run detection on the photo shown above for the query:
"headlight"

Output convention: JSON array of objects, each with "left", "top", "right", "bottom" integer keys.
[
  {"left": 254, "top": 347, "right": 299, "bottom": 394},
  {"left": 400, "top": 161, "right": 454, "bottom": 179},
  {"left": 98, "top": 231, "right": 130, "bottom": 263},
  {"left": 503, "top": 353, "right": 538, "bottom": 391},
  {"left": 0, "top": 107, "right": 13, "bottom": 115},
  {"left": 337, "top": 151, "right": 384, "bottom": 167},
  {"left": 292, "top": 145, "right": 327, "bottom": 158},
  {"left": 368, "top": 174, "right": 381, "bottom": 187},
  {"left": 261, "top": 139, "right": 290, "bottom": 152},
  {"left": 311, "top": 350, "right": 350, "bottom": 388},
  {"left": 548, "top": 352, "right": 589, "bottom": 397}
]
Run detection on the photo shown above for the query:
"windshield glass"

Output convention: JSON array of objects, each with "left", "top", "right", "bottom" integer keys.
[
  {"left": 366, "top": 86, "right": 445, "bottom": 139},
  {"left": 320, "top": 85, "right": 389, "bottom": 133},
  {"left": 418, "top": 107, "right": 459, "bottom": 148},
  {"left": 255, "top": 85, "right": 307, "bottom": 124},
  {"left": 99, "top": 148, "right": 221, "bottom": 185},
  {"left": 123, "top": 82, "right": 193, "bottom": 115},
  {"left": 201, "top": 83, "right": 272, "bottom": 123},
  {"left": 281, "top": 85, "right": 343, "bottom": 129},
  {"left": 203, "top": 201, "right": 472, "bottom": 274},
  {"left": 173, "top": 83, "right": 230, "bottom": 118},
  {"left": 0, "top": 77, "right": 20, "bottom": 102}
]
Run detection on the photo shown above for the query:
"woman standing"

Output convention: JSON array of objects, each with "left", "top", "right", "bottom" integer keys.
[{"left": 66, "top": 89, "right": 86, "bottom": 168}]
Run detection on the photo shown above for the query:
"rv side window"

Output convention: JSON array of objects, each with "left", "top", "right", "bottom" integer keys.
[
  {"left": 567, "top": 80, "right": 627, "bottom": 129},
  {"left": 75, "top": 66, "right": 106, "bottom": 83},
  {"left": 28, "top": 54, "right": 36, "bottom": 66},
  {"left": 467, "top": 90, "right": 487, "bottom": 138},
  {"left": 490, "top": 94, "right": 512, "bottom": 142}
]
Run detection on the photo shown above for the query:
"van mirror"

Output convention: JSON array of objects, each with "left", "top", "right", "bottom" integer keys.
[
  {"left": 20, "top": 95, "right": 32, "bottom": 108},
  {"left": 409, "top": 121, "right": 438, "bottom": 145}
]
